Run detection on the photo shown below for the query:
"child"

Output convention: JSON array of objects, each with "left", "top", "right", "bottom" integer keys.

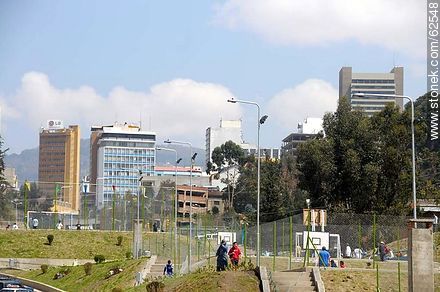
[
  {"left": 163, "top": 260, "right": 173, "bottom": 276},
  {"left": 340, "top": 260, "right": 346, "bottom": 268}
]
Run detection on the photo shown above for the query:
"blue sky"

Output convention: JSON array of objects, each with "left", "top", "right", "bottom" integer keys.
[{"left": 0, "top": 0, "right": 426, "bottom": 154}]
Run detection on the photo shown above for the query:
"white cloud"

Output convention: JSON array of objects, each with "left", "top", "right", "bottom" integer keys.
[
  {"left": 4, "top": 72, "right": 242, "bottom": 147},
  {"left": 213, "top": 0, "right": 425, "bottom": 57},
  {"left": 266, "top": 79, "right": 338, "bottom": 129}
]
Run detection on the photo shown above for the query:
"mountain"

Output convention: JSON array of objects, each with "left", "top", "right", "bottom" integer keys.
[{"left": 5, "top": 139, "right": 205, "bottom": 184}]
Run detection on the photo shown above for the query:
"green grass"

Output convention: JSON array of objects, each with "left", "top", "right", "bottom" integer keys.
[
  {"left": 130, "top": 268, "right": 260, "bottom": 292},
  {"left": 0, "top": 230, "right": 198, "bottom": 260},
  {"left": 321, "top": 268, "right": 440, "bottom": 292},
  {"left": 7, "top": 258, "right": 148, "bottom": 291}
]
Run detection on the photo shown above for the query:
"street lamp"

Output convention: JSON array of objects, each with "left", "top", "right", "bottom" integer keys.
[
  {"left": 353, "top": 92, "right": 417, "bottom": 219},
  {"left": 12, "top": 199, "right": 22, "bottom": 224},
  {"left": 164, "top": 139, "right": 194, "bottom": 271},
  {"left": 117, "top": 168, "right": 144, "bottom": 258},
  {"left": 227, "top": 97, "right": 268, "bottom": 267},
  {"left": 156, "top": 147, "right": 182, "bottom": 270}
]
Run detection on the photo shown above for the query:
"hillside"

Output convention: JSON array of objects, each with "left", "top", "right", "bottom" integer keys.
[{"left": 5, "top": 139, "right": 205, "bottom": 184}]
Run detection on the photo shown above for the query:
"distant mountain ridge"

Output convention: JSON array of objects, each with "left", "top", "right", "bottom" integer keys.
[{"left": 5, "top": 138, "right": 205, "bottom": 184}]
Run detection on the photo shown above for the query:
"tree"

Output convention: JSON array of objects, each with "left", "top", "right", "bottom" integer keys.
[
  {"left": 298, "top": 97, "right": 414, "bottom": 214},
  {"left": 207, "top": 140, "right": 245, "bottom": 211}
]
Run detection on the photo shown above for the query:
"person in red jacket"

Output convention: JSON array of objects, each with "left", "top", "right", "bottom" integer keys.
[{"left": 228, "top": 241, "right": 241, "bottom": 270}]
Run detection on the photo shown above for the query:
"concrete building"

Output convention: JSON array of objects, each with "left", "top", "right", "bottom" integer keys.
[
  {"left": 4, "top": 167, "right": 18, "bottom": 191},
  {"left": 177, "top": 185, "right": 209, "bottom": 224},
  {"left": 89, "top": 123, "right": 156, "bottom": 209},
  {"left": 206, "top": 119, "right": 281, "bottom": 163},
  {"left": 155, "top": 165, "right": 204, "bottom": 177},
  {"left": 207, "top": 187, "right": 225, "bottom": 215},
  {"left": 281, "top": 118, "right": 323, "bottom": 154},
  {"left": 38, "top": 121, "right": 80, "bottom": 211},
  {"left": 206, "top": 119, "right": 244, "bottom": 165},
  {"left": 339, "top": 66, "right": 404, "bottom": 116},
  {"left": 297, "top": 117, "right": 323, "bottom": 135}
]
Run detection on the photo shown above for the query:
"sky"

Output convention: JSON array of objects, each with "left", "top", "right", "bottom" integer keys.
[{"left": 0, "top": 0, "right": 426, "bottom": 154}]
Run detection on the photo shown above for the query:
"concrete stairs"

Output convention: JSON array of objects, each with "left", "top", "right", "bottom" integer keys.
[
  {"left": 148, "top": 257, "right": 169, "bottom": 278},
  {"left": 271, "top": 269, "right": 317, "bottom": 292}
]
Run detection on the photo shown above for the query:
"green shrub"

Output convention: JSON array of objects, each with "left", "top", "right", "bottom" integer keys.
[
  {"left": 47, "top": 234, "right": 54, "bottom": 245},
  {"left": 125, "top": 251, "right": 133, "bottom": 259},
  {"left": 116, "top": 235, "right": 123, "bottom": 246},
  {"left": 146, "top": 280, "right": 165, "bottom": 292},
  {"left": 84, "top": 262, "right": 93, "bottom": 276},
  {"left": 40, "top": 264, "right": 48, "bottom": 274},
  {"left": 94, "top": 254, "right": 106, "bottom": 264}
]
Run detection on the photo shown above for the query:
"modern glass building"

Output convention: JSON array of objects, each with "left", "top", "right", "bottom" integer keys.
[{"left": 90, "top": 123, "right": 156, "bottom": 208}]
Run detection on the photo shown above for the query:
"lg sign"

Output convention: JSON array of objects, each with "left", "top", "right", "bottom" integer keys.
[{"left": 47, "top": 120, "right": 64, "bottom": 129}]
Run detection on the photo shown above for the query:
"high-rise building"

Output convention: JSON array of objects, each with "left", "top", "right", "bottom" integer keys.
[
  {"left": 339, "top": 67, "right": 404, "bottom": 116},
  {"left": 90, "top": 123, "right": 156, "bottom": 208},
  {"left": 38, "top": 121, "right": 80, "bottom": 211},
  {"left": 205, "top": 119, "right": 244, "bottom": 165},
  {"left": 206, "top": 119, "right": 281, "bottom": 163}
]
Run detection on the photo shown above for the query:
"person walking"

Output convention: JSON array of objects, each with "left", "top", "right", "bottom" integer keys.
[
  {"left": 216, "top": 239, "right": 228, "bottom": 271},
  {"left": 318, "top": 246, "right": 330, "bottom": 267},
  {"left": 228, "top": 242, "right": 241, "bottom": 270},
  {"left": 379, "top": 241, "right": 387, "bottom": 261},
  {"left": 163, "top": 260, "right": 173, "bottom": 276}
]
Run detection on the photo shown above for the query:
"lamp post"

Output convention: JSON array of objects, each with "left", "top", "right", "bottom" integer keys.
[
  {"left": 164, "top": 139, "right": 193, "bottom": 271},
  {"left": 117, "top": 168, "right": 144, "bottom": 258},
  {"left": 156, "top": 147, "right": 182, "bottom": 271},
  {"left": 353, "top": 93, "right": 417, "bottom": 219},
  {"left": 227, "top": 97, "right": 268, "bottom": 267},
  {"left": 12, "top": 199, "right": 22, "bottom": 224}
]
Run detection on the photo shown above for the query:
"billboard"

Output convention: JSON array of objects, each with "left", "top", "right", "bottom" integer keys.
[{"left": 47, "top": 120, "right": 64, "bottom": 130}]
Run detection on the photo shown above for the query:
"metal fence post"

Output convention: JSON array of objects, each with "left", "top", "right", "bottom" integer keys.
[
  {"left": 273, "top": 220, "right": 276, "bottom": 271},
  {"left": 289, "top": 216, "right": 292, "bottom": 270}
]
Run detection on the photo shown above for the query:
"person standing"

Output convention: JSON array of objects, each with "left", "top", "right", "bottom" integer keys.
[
  {"left": 379, "top": 241, "right": 387, "bottom": 261},
  {"left": 56, "top": 220, "right": 63, "bottom": 230},
  {"left": 163, "top": 260, "right": 173, "bottom": 276},
  {"left": 32, "top": 218, "right": 39, "bottom": 229},
  {"left": 318, "top": 246, "right": 330, "bottom": 267},
  {"left": 12, "top": 223, "right": 18, "bottom": 230},
  {"left": 216, "top": 239, "right": 228, "bottom": 271},
  {"left": 228, "top": 242, "right": 241, "bottom": 270},
  {"left": 345, "top": 244, "right": 351, "bottom": 258}
]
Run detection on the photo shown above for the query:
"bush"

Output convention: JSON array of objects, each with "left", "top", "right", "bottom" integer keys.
[
  {"left": 146, "top": 280, "right": 165, "bottom": 292},
  {"left": 94, "top": 254, "right": 106, "bottom": 264},
  {"left": 116, "top": 235, "right": 123, "bottom": 246},
  {"left": 40, "top": 264, "right": 48, "bottom": 274},
  {"left": 125, "top": 251, "right": 133, "bottom": 259},
  {"left": 84, "top": 262, "right": 93, "bottom": 276},
  {"left": 47, "top": 234, "right": 54, "bottom": 245}
]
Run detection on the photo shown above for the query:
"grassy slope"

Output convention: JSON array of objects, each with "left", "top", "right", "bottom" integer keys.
[
  {"left": 130, "top": 269, "right": 260, "bottom": 292},
  {"left": 0, "top": 230, "right": 196, "bottom": 260},
  {"left": 8, "top": 259, "right": 147, "bottom": 291},
  {"left": 322, "top": 269, "right": 440, "bottom": 292}
]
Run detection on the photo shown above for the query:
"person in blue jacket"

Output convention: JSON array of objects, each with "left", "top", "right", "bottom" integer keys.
[
  {"left": 318, "top": 246, "right": 330, "bottom": 267},
  {"left": 216, "top": 239, "right": 228, "bottom": 271}
]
